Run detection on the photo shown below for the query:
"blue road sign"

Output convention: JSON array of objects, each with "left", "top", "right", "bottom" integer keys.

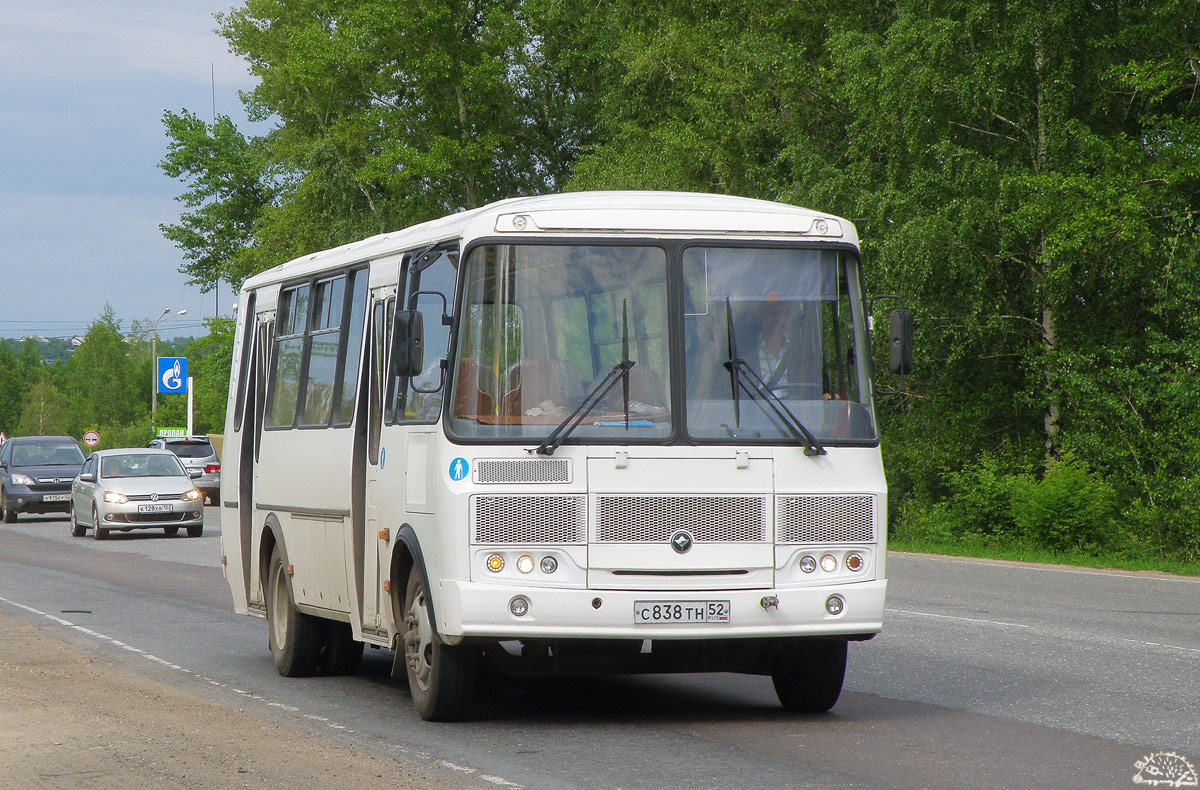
[{"left": 157, "top": 357, "right": 188, "bottom": 394}]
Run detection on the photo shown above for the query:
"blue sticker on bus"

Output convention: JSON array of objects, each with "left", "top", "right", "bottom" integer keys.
[
  {"left": 449, "top": 457, "right": 469, "bottom": 482},
  {"left": 380, "top": 447, "right": 386, "bottom": 469}
]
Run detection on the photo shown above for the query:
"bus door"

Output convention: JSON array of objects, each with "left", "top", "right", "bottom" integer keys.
[
  {"left": 378, "top": 247, "right": 458, "bottom": 608},
  {"left": 362, "top": 291, "right": 394, "bottom": 636},
  {"left": 243, "top": 306, "right": 274, "bottom": 610}
]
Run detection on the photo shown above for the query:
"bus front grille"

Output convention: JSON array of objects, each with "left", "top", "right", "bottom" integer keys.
[
  {"left": 474, "top": 458, "right": 571, "bottom": 484},
  {"left": 775, "top": 495, "right": 875, "bottom": 543},
  {"left": 472, "top": 495, "right": 587, "bottom": 544},
  {"left": 593, "top": 495, "right": 768, "bottom": 543}
]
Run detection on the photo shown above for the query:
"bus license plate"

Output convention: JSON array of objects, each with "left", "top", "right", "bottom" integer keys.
[
  {"left": 42, "top": 494, "right": 70, "bottom": 502},
  {"left": 634, "top": 601, "right": 730, "bottom": 624},
  {"left": 138, "top": 504, "right": 173, "bottom": 514}
]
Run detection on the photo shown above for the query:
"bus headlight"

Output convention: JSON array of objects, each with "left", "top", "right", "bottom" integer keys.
[
  {"left": 799, "top": 555, "right": 817, "bottom": 573},
  {"left": 516, "top": 554, "right": 535, "bottom": 574},
  {"left": 819, "top": 554, "right": 838, "bottom": 573},
  {"left": 540, "top": 556, "right": 558, "bottom": 574}
]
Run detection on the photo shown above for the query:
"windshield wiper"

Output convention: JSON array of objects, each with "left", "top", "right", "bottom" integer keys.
[
  {"left": 534, "top": 301, "right": 636, "bottom": 456},
  {"left": 722, "top": 301, "right": 826, "bottom": 456}
]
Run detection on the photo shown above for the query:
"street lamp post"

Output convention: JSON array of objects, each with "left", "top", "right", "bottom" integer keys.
[{"left": 151, "top": 308, "right": 187, "bottom": 433}]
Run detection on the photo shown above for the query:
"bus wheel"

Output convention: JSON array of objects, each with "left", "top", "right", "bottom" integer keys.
[
  {"left": 402, "top": 565, "right": 476, "bottom": 721},
  {"left": 266, "top": 546, "right": 322, "bottom": 677},
  {"left": 319, "top": 621, "right": 363, "bottom": 676},
  {"left": 771, "top": 639, "right": 847, "bottom": 713}
]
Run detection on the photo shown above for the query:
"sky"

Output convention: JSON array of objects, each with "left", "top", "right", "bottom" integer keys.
[{"left": 0, "top": 0, "right": 261, "bottom": 341}]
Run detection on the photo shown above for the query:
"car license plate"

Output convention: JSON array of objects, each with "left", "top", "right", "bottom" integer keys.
[
  {"left": 42, "top": 494, "right": 70, "bottom": 502},
  {"left": 138, "top": 503, "right": 173, "bottom": 514},
  {"left": 634, "top": 600, "right": 730, "bottom": 624}
]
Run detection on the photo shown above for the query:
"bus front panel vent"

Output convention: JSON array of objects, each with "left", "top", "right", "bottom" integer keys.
[
  {"left": 775, "top": 495, "right": 875, "bottom": 543},
  {"left": 474, "top": 458, "right": 572, "bottom": 484},
  {"left": 472, "top": 495, "right": 587, "bottom": 544},
  {"left": 593, "top": 495, "right": 768, "bottom": 543}
]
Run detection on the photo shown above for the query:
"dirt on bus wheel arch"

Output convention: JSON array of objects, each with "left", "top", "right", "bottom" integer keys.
[{"left": 0, "top": 612, "right": 470, "bottom": 790}]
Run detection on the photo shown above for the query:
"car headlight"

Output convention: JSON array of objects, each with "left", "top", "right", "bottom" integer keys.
[
  {"left": 10, "top": 473, "right": 35, "bottom": 486},
  {"left": 102, "top": 491, "right": 128, "bottom": 504},
  {"left": 182, "top": 488, "right": 202, "bottom": 502}
]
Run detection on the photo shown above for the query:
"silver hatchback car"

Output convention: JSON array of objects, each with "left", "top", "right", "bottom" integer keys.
[
  {"left": 147, "top": 437, "right": 220, "bottom": 504},
  {"left": 71, "top": 449, "right": 205, "bottom": 539}
]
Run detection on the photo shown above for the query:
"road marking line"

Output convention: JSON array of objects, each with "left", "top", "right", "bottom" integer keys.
[
  {"left": 887, "top": 606, "right": 1200, "bottom": 655},
  {"left": 886, "top": 607, "right": 1031, "bottom": 629},
  {"left": 0, "top": 594, "right": 525, "bottom": 790}
]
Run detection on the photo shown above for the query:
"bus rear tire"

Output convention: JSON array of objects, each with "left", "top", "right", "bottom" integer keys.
[
  {"left": 771, "top": 639, "right": 847, "bottom": 713},
  {"left": 266, "top": 546, "right": 322, "bottom": 677},
  {"left": 320, "top": 621, "right": 364, "bottom": 676},
  {"left": 402, "top": 565, "right": 476, "bottom": 721}
]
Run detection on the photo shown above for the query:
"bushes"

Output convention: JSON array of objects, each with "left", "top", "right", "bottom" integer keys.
[{"left": 902, "top": 453, "right": 1120, "bottom": 554}]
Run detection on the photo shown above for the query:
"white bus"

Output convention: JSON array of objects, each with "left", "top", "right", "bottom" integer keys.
[{"left": 220, "top": 191, "right": 912, "bottom": 721}]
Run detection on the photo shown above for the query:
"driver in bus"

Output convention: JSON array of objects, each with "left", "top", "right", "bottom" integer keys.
[{"left": 753, "top": 297, "right": 834, "bottom": 400}]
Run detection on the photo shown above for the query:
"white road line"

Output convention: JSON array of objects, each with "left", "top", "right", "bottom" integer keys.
[
  {"left": 886, "top": 606, "right": 1200, "bottom": 656},
  {"left": 885, "top": 607, "right": 1031, "bottom": 629},
  {"left": 0, "top": 594, "right": 525, "bottom": 790}
]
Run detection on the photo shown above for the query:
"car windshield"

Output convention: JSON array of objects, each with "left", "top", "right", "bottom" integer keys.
[
  {"left": 449, "top": 244, "right": 672, "bottom": 442},
  {"left": 682, "top": 247, "right": 876, "bottom": 443},
  {"left": 11, "top": 442, "right": 85, "bottom": 466},
  {"left": 102, "top": 454, "right": 186, "bottom": 479},
  {"left": 165, "top": 441, "right": 213, "bottom": 458}
]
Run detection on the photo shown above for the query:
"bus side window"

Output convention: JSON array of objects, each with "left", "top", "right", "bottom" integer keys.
[
  {"left": 391, "top": 250, "right": 456, "bottom": 424},
  {"left": 371, "top": 297, "right": 394, "bottom": 463}
]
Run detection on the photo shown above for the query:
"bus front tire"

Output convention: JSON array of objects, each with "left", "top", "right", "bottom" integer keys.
[
  {"left": 771, "top": 639, "right": 847, "bottom": 713},
  {"left": 402, "top": 565, "right": 476, "bottom": 721},
  {"left": 266, "top": 546, "right": 322, "bottom": 677}
]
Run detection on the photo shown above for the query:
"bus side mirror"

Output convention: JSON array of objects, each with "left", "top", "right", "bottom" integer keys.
[
  {"left": 889, "top": 309, "right": 914, "bottom": 375},
  {"left": 391, "top": 309, "right": 424, "bottom": 378}
]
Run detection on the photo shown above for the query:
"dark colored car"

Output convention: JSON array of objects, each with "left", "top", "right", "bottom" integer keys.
[{"left": 0, "top": 436, "right": 87, "bottom": 522}]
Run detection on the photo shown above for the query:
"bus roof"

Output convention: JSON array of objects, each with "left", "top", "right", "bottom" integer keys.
[{"left": 241, "top": 191, "right": 860, "bottom": 291}]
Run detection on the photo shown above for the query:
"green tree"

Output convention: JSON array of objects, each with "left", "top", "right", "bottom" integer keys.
[
  {"left": 0, "top": 343, "right": 23, "bottom": 432},
  {"left": 66, "top": 306, "right": 142, "bottom": 434},
  {"left": 16, "top": 376, "right": 69, "bottom": 437}
]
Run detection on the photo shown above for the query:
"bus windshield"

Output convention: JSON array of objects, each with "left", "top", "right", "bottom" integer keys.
[
  {"left": 449, "top": 242, "right": 876, "bottom": 445},
  {"left": 683, "top": 247, "right": 876, "bottom": 443},
  {"left": 450, "top": 244, "right": 672, "bottom": 442}
]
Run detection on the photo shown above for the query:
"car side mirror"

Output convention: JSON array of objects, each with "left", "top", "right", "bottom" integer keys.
[
  {"left": 888, "top": 309, "right": 914, "bottom": 375},
  {"left": 390, "top": 309, "right": 424, "bottom": 378},
  {"left": 189, "top": 469, "right": 202, "bottom": 479},
  {"left": 79, "top": 472, "right": 96, "bottom": 483}
]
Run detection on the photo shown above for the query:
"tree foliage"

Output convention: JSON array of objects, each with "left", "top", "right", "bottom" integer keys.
[{"left": 158, "top": 0, "right": 1200, "bottom": 560}]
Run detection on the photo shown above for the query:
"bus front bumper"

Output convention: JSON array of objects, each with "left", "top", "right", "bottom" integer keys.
[{"left": 437, "top": 579, "right": 887, "bottom": 641}]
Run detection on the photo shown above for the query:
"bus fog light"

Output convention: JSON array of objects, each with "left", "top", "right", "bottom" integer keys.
[
  {"left": 819, "top": 554, "right": 837, "bottom": 573},
  {"left": 845, "top": 552, "right": 865, "bottom": 572},
  {"left": 486, "top": 554, "right": 504, "bottom": 573},
  {"left": 825, "top": 595, "right": 844, "bottom": 616},
  {"left": 516, "top": 554, "right": 535, "bottom": 574},
  {"left": 509, "top": 596, "right": 530, "bottom": 617},
  {"left": 799, "top": 555, "right": 817, "bottom": 573},
  {"left": 540, "top": 556, "right": 558, "bottom": 574}
]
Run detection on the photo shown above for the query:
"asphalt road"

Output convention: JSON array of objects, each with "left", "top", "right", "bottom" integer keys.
[{"left": 0, "top": 509, "right": 1196, "bottom": 790}]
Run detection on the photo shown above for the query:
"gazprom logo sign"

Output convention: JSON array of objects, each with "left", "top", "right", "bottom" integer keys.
[{"left": 157, "top": 357, "right": 188, "bottom": 394}]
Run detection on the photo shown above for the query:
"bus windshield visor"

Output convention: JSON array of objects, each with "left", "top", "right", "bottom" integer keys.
[
  {"left": 450, "top": 244, "right": 672, "bottom": 442},
  {"left": 682, "top": 247, "right": 877, "bottom": 443}
]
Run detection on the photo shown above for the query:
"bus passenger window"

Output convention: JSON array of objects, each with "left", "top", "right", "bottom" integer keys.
[{"left": 266, "top": 284, "right": 309, "bottom": 427}]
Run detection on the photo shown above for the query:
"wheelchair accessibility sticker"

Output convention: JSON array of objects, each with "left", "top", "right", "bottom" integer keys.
[{"left": 449, "top": 457, "right": 469, "bottom": 482}]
